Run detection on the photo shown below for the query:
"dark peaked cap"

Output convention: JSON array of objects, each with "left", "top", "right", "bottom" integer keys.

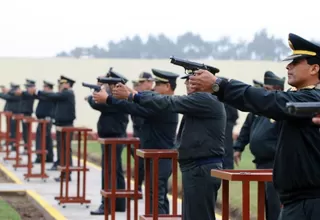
[
  {"left": 60, "top": 75, "right": 76, "bottom": 87},
  {"left": 283, "top": 33, "right": 320, "bottom": 61},
  {"left": 26, "top": 79, "right": 36, "bottom": 85},
  {"left": 106, "top": 67, "right": 128, "bottom": 84},
  {"left": 264, "top": 71, "right": 285, "bottom": 87},
  {"left": 253, "top": 79, "right": 264, "bottom": 87},
  {"left": 43, "top": 80, "right": 54, "bottom": 88},
  {"left": 151, "top": 69, "right": 179, "bottom": 83},
  {"left": 138, "top": 72, "right": 154, "bottom": 81}
]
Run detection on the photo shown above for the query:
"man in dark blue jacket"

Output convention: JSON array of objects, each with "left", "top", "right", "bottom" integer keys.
[
  {"left": 33, "top": 81, "right": 55, "bottom": 163},
  {"left": 30, "top": 76, "right": 76, "bottom": 182},
  {"left": 89, "top": 73, "right": 129, "bottom": 215},
  {"left": 233, "top": 71, "right": 284, "bottom": 220},
  {"left": 92, "top": 69, "right": 179, "bottom": 215},
  {"left": 189, "top": 33, "right": 320, "bottom": 220}
]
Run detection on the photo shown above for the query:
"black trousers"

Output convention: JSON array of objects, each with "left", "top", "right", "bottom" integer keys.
[
  {"left": 279, "top": 198, "right": 320, "bottom": 220},
  {"left": 223, "top": 123, "right": 235, "bottom": 169},
  {"left": 101, "top": 143, "right": 126, "bottom": 211},
  {"left": 9, "top": 119, "right": 17, "bottom": 148},
  {"left": 181, "top": 162, "right": 222, "bottom": 220},
  {"left": 256, "top": 162, "right": 280, "bottom": 220},
  {"left": 21, "top": 113, "right": 32, "bottom": 149},
  {"left": 35, "top": 120, "right": 53, "bottom": 160},
  {"left": 130, "top": 128, "right": 144, "bottom": 188}
]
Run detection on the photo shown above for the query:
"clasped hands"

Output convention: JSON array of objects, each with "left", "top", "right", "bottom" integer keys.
[{"left": 92, "top": 83, "right": 136, "bottom": 103}]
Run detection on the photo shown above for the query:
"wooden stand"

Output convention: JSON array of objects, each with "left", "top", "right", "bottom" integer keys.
[
  {"left": 0, "top": 112, "right": 7, "bottom": 152},
  {"left": 3, "top": 111, "right": 16, "bottom": 161},
  {"left": 12, "top": 114, "right": 26, "bottom": 169},
  {"left": 23, "top": 117, "right": 49, "bottom": 181},
  {"left": 99, "top": 137, "right": 142, "bottom": 220},
  {"left": 137, "top": 149, "right": 181, "bottom": 220},
  {"left": 211, "top": 169, "right": 273, "bottom": 220},
  {"left": 54, "top": 126, "right": 92, "bottom": 207}
]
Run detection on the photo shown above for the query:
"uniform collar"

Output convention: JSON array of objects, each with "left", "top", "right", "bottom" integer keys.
[{"left": 288, "top": 84, "right": 320, "bottom": 91}]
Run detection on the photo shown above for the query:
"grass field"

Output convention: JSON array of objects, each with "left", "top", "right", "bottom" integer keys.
[
  {"left": 0, "top": 198, "right": 20, "bottom": 220},
  {"left": 74, "top": 142, "right": 257, "bottom": 213}
]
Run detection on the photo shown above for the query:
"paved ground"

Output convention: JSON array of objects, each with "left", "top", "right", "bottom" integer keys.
[{"left": 0, "top": 147, "right": 184, "bottom": 220}]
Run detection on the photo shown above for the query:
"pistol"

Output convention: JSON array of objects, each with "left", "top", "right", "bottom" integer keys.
[
  {"left": 170, "top": 56, "right": 220, "bottom": 75},
  {"left": 82, "top": 83, "right": 101, "bottom": 92},
  {"left": 286, "top": 102, "right": 320, "bottom": 116},
  {"left": 98, "top": 77, "right": 125, "bottom": 85}
]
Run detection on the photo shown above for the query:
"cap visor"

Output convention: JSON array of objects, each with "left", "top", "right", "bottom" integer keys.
[
  {"left": 180, "top": 75, "right": 189, "bottom": 79},
  {"left": 282, "top": 54, "right": 304, "bottom": 61}
]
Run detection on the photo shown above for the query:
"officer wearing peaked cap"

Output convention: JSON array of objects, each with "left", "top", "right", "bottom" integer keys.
[
  {"left": 0, "top": 83, "right": 21, "bottom": 150},
  {"left": 189, "top": 33, "right": 320, "bottom": 220},
  {"left": 89, "top": 74, "right": 129, "bottom": 215},
  {"left": 130, "top": 66, "right": 226, "bottom": 220},
  {"left": 264, "top": 71, "right": 285, "bottom": 90},
  {"left": 33, "top": 81, "right": 56, "bottom": 163},
  {"left": 92, "top": 68, "right": 179, "bottom": 215},
  {"left": 33, "top": 75, "right": 76, "bottom": 182},
  {"left": 18, "top": 79, "right": 36, "bottom": 153},
  {"left": 234, "top": 71, "right": 284, "bottom": 220}
]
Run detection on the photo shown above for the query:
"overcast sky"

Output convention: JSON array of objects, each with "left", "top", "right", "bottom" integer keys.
[{"left": 0, "top": 0, "right": 318, "bottom": 57}]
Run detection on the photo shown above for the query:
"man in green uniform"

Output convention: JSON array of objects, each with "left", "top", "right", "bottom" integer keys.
[
  {"left": 189, "top": 33, "right": 320, "bottom": 220},
  {"left": 234, "top": 71, "right": 284, "bottom": 220}
]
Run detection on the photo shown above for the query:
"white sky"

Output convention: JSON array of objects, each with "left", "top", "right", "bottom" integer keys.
[{"left": 0, "top": 0, "right": 318, "bottom": 57}]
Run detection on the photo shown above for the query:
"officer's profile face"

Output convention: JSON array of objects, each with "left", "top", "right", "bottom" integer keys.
[
  {"left": 133, "top": 84, "right": 141, "bottom": 92},
  {"left": 184, "top": 79, "right": 192, "bottom": 94},
  {"left": 286, "top": 58, "right": 320, "bottom": 88},
  {"left": 139, "top": 80, "right": 153, "bottom": 91},
  {"left": 153, "top": 82, "right": 169, "bottom": 94}
]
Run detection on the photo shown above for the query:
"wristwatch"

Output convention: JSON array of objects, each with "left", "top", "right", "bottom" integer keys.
[{"left": 212, "top": 77, "right": 222, "bottom": 93}]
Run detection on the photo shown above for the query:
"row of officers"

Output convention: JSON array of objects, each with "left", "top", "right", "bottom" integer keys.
[
  {"left": 0, "top": 68, "right": 289, "bottom": 220},
  {"left": 1, "top": 32, "right": 318, "bottom": 220}
]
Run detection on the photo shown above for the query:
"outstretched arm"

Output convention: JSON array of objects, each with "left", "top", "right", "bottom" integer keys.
[{"left": 133, "top": 92, "right": 215, "bottom": 116}]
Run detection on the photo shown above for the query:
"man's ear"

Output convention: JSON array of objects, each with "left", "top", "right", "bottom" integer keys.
[{"left": 311, "top": 64, "right": 320, "bottom": 76}]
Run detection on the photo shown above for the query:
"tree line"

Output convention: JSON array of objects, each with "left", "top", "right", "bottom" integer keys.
[{"left": 56, "top": 29, "right": 317, "bottom": 61}]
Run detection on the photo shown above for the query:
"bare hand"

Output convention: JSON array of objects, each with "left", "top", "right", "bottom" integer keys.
[
  {"left": 234, "top": 151, "right": 242, "bottom": 167},
  {"left": 312, "top": 116, "right": 320, "bottom": 125},
  {"left": 112, "top": 83, "right": 132, "bottom": 100},
  {"left": 92, "top": 89, "right": 108, "bottom": 103},
  {"left": 189, "top": 69, "right": 216, "bottom": 92}
]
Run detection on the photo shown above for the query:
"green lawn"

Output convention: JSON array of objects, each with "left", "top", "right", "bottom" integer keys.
[
  {"left": 0, "top": 198, "right": 21, "bottom": 220},
  {"left": 73, "top": 141, "right": 257, "bottom": 213}
]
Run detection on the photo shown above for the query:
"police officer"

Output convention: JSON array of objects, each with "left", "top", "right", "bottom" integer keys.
[
  {"left": 19, "top": 79, "right": 36, "bottom": 153},
  {"left": 113, "top": 69, "right": 225, "bottom": 220},
  {"left": 89, "top": 72, "right": 129, "bottom": 215},
  {"left": 219, "top": 77, "right": 238, "bottom": 169},
  {"left": 233, "top": 71, "right": 284, "bottom": 220},
  {"left": 0, "top": 83, "right": 21, "bottom": 151},
  {"left": 93, "top": 69, "right": 179, "bottom": 215},
  {"left": 33, "top": 81, "right": 55, "bottom": 163},
  {"left": 30, "top": 76, "right": 76, "bottom": 182},
  {"left": 189, "top": 33, "right": 320, "bottom": 219}
]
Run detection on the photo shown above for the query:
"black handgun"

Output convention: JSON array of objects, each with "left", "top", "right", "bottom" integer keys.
[
  {"left": 286, "top": 102, "right": 320, "bottom": 116},
  {"left": 82, "top": 83, "right": 101, "bottom": 92},
  {"left": 98, "top": 77, "right": 125, "bottom": 85},
  {"left": 170, "top": 56, "right": 220, "bottom": 75}
]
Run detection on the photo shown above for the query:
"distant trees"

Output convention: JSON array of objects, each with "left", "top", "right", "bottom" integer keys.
[{"left": 56, "top": 29, "right": 293, "bottom": 60}]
